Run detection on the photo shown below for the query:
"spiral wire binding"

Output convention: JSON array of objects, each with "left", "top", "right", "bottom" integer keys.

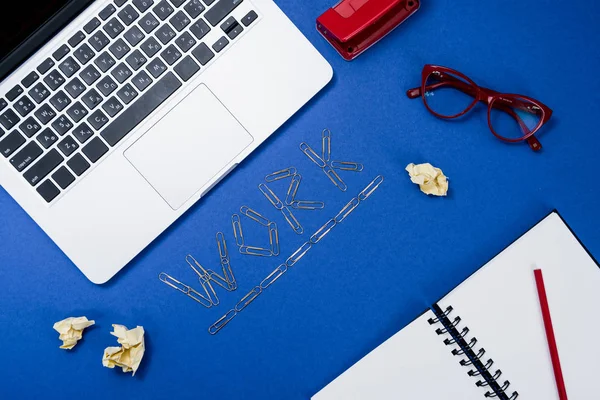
[{"left": 428, "top": 305, "right": 519, "bottom": 400}]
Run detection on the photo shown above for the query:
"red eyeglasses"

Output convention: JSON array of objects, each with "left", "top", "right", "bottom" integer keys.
[{"left": 407, "top": 65, "right": 553, "bottom": 152}]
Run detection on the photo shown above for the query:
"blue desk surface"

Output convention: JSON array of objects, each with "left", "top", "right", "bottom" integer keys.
[{"left": 2, "top": 0, "right": 599, "bottom": 398}]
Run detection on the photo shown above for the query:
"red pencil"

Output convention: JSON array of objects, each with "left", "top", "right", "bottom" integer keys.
[{"left": 534, "top": 268, "right": 568, "bottom": 400}]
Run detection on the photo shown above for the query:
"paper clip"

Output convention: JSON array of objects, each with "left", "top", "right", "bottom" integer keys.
[
  {"left": 240, "top": 206, "right": 270, "bottom": 226},
  {"left": 260, "top": 264, "right": 288, "bottom": 289},
  {"left": 331, "top": 161, "right": 364, "bottom": 172},
  {"left": 285, "top": 174, "right": 302, "bottom": 205},
  {"left": 286, "top": 242, "right": 312, "bottom": 267},
  {"left": 281, "top": 206, "right": 304, "bottom": 234},
  {"left": 239, "top": 246, "right": 273, "bottom": 257},
  {"left": 159, "top": 273, "right": 214, "bottom": 308},
  {"left": 310, "top": 219, "right": 336, "bottom": 244},
  {"left": 259, "top": 183, "right": 284, "bottom": 210},
  {"left": 300, "top": 142, "right": 327, "bottom": 168},
  {"left": 235, "top": 286, "right": 262, "bottom": 312},
  {"left": 265, "top": 167, "right": 297, "bottom": 182},
  {"left": 268, "top": 222, "right": 280, "bottom": 256},
  {"left": 322, "top": 129, "right": 332, "bottom": 162},
  {"left": 209, "top": 309, "right": 237, "bottom": 335},
  {"left": 358, "top": 175, "right": 385, "bottom": 201},
  {"left": 324, "top": 166, "right": 348, "bottom": 192},
  {"left": 335, "top": 197, "right": 360, "bottom": 223},
  {"left": 231, "top": 214, "right": 245, "bottom": 246},
  {"left": 292, "top": 200, "right": 325, "bottom": 210}
]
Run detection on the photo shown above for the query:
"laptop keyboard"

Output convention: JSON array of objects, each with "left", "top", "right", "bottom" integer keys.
[{"left": 0, "top": 0, "right": 258, "bottom": 203}]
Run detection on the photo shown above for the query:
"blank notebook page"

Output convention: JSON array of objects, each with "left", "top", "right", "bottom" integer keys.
[
  {"left": 437, "top": 212, "right": 600, "bottom": 399},
  {"left": 312, "top": 311, "right": 483, "bottom": 400}
]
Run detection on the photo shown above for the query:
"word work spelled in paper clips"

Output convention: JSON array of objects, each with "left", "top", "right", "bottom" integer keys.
[
  {"left": 159, "top": 232, "right": 238, "bottom": 308},
  {"left": 300, "top": 129, "right": 364, "bottom": 192}
]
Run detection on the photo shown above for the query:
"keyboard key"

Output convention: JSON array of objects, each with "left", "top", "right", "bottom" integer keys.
[
  {"left": 220, "top": 16, "right": 237, "bottom": 33},
  {"left": 68, "top": 31, "right": 86, "bottom": 47},
  {"left": 227, "top": 23, "right": 243, "bottom": 40},
  {"left": 24, "top": 149, "right": 64, "bottom": 186},
  {"left": 104, "top": 17, "right": 125, "bottom": 38},
  {"left": 133, "top": 0, "right": 154, "bottom": 12},
  {"left": 126, "top": 49, "right": 148, "bottom": 70},
  {"left": 99, "top": 4, "right": 117, "bottom": 20},
  {"left": 89, "top": 30, "right": 111, "bottom": 51},
  {"left": 67, "top": 153, "right": 90, "bottom": 176},
  {"left": 189, "top": 19, "right": 210, "bottom": 40},
  {"left": 36, "top": 128, "right": 59, "bottom": 149},
  {"left": 155, "top": 24, "right": 176, "bottom": 44},
  {"left": 37, "top": 58, "right": 55, "bottom": 74},
  {"left": 0, "top": 98, "right": 7, "bottom": 111},
  {"left": 94, "top": 52, "right": 116, "bottom": 72},
  {"left": 43, "top": 70, "right": 66, "bottom": 90},
  {"left": 83, "top": 17, "right": 101, "bottom": 34},
  {"left": 205, "top": 0, "right": 243, "bottom": 26},
  {"left": 101, "top": 72, "right": 181, "bottom": 146},
  {"left": 80, "top": 65, "right": 101, "bottom": 85},
  {"left": 97, "top": 76, "right": 118, "bottom": 96},
  {"left": 65, "top": 78, "right": 86, "bottom": 98},
  {"left": 52, "top": 44, "right": 70, "bottom": 61},
  {"left": 118, "top": 4, "right": 140, "bottom": 25},
  {"left": 124, "top": 25, "right": 145, "bottom": 46},
  {"left": 160, "top": 44, "right": 182, "bottom": 65},
  {"left": 170, "top": 10, "right": 191, "bottom": 31},
  {"left": 184, "top": 0, "right": 205, "bottom": 19},
  {"left": 174, "top": 56, "right": 199, "bottom": 82},
  {"left": 74, "top": 44, "right": 95, "bottom": 65},
  {"left": 139, "top": 12, "right": 160, "bottom": 33},
  {"left": 171, "top": 0, "right": 186, "bottom": 6},
  {"left": 109, "top": 38, "right": 131, "bottom": 59},
  {"left": 102, "top": 96, "right": 124, "bottom": 117},
  {"left": 14, "top": 96, "right": 35, "bottom": 117},
  {"left": 88, "top": 110, "right": 110, "bottom": 130},
  {"left": 51, "top": 115, "right": 74, "bottom": 135},
  {"left": 72, "top": 123, "right": 94, "bottom": 144},
  {"left": 6, "top": 85, "right": 24, "bottom": 102},
  {"left": 50, "top": 91, "right": 71, "bottom": 112},
  {"left": 57, "top": 136, "right": 79, "bottom": 157},
  {"left": 82, "top": 89, "right": 103, "bottom": 110},
  {"left": 58, "top": 56, "right": 81, "bottom": 78},
  {"left": 34, "top": 104, "right": 57, "bottom": 124},
  {"left": 146, "top": 57, "right": 167, "bottom": 78},
  {"left": 191, "top": 42, "right": 214, "bottom": 65},
  {"left": 140, "top": 37, "right": 162, "bottom": 57},
  {"left": 21, "top": 71, "right": 40, "bottom": 88},
  {"left": 111, "top": 63, "right": 133, "bottom": 83},
  {"left": 19, "top": 117, "right": 42, "bottom": 137},
  {"left": 82, "top": 137, "right": 109, "bottom": 162},
  {"left": 117, "top": 83, "right": 138, "bottom": 104},
  {"left": 115, "top": 0, "right": 128, "bottom": 6},
  {"left": 52, "top": 166, "right": 75, "bottom": 189},
  {"left": 10, "top": 141, "right": 43, "bottom": 172},
  {"left": 0, "top": 130, "right": 26, "bottom": 157},
  {"left": 37, "top": 180, "right": 61, "bottom": 202},
  {"left": 154, "top": 0, "right": 174, "bottom": 20},
  {"left": 175, "top": 32, "right": 196, "bottom": 52},
  {"left": 0, "top": 109, "right": 21, "bottom": 129},
  {"left": 67, "top": 102, "right": 89, "bottom": 122},
  {"left": 212, "top": 36, "right": 228, "bottom": 53},
  {"left": 132, "top": 70, "right": 153, "bottom": 91},
  {"left": 241, "top": 10, "right": 257, "bottom": 27}
]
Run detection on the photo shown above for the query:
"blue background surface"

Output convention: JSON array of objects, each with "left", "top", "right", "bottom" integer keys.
[{"left": 1, "top": 0, "right": 599, "bottom": 398}]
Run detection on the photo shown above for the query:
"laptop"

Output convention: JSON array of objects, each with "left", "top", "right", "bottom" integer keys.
[{"left": 0, "top": 0, "right": 332, "bottom": 283}]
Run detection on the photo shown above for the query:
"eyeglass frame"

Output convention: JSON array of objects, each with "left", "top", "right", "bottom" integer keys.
[{"left": 406, "top": 64, "right": 553, "bottom": 152}]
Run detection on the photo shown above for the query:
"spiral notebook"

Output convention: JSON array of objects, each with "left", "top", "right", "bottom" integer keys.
[{"left": 313, "top": 211, "right": 600, "bottom": 399}]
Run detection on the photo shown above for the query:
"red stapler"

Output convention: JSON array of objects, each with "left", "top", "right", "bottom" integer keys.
[{"left": 317, "top": 0, "right": 420, "bottom": 61}]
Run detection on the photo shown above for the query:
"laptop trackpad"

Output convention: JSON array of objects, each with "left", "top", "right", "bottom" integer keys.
[{"left": 125, "top": 84, "right": 253, "bottom": 210}]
